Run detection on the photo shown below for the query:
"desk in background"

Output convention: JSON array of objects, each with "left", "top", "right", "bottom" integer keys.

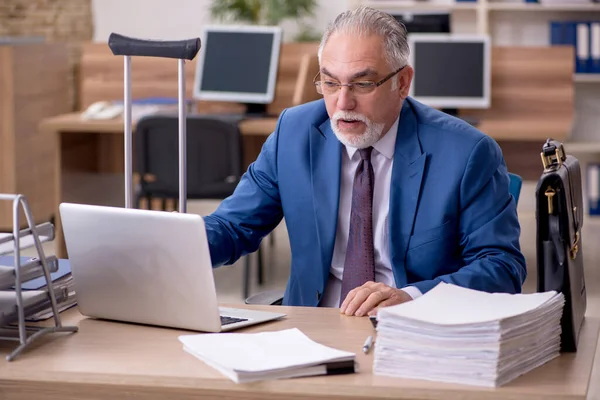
[
  {"left": 38, "top": 112, "right": 277, "bottom": 259},
  {"left": 0, "top": 305, "right": 598, "bottom": 400},
  {"left": 40, "top": 112, "right": 278, "bottom": 173}
]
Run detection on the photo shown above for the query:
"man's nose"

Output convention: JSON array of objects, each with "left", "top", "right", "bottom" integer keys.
[{"left": 336, "top": 86, "right": 356, "bottom": 111}]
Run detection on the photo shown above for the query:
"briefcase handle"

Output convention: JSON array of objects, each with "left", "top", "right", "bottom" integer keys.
[{"left": 541, "top": 138, "right": 566, "bottom": 172}]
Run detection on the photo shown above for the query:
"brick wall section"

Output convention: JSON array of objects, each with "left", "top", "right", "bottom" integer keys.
[{"left": 0, "top": 0, "right": 93, "bottom": 110}]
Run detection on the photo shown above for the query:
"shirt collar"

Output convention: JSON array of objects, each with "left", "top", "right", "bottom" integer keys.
[{"left": 345, "top": 116, "right": 399, "bottom": 161}]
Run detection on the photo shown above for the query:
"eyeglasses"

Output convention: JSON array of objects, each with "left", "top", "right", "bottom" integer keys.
[{"left": 313, "top": 65, "right": 406, "bottom": 95}]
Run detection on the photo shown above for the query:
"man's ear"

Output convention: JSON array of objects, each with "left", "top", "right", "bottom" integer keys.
[{"left": 398, "top": 65, "right": 414, "bottom": 99}]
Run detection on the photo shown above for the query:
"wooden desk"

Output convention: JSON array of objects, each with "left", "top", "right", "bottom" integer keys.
[
  {"left": 39, "top": 112, "right": 277, "bottom": 173},
  {"left": 38, "top": 112, "right": 278, "bottom": 258},
  {"left": 0, "top": 306, "right": 598, "bottom": 400},
  {"left": 39, "top": 112, "right": 278, "bottom": 137}
]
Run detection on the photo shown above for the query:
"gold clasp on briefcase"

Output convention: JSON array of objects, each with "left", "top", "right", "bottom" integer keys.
[
  {"left": 570, "top": 231, "right": 580, "bottom": 260},
  {"left": 541, "top": 146, "right": 565, "bottom": 171},
  {"left": 545, "top": 187, "right": 556, "bottom": 214}
]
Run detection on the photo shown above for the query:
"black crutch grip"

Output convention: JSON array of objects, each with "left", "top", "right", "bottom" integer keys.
[{"left": 108, "top": 33, "right": 201, "bottom": 60}]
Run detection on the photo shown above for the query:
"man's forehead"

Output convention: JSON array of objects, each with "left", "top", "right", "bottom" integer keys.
[{"left": 321, "top": 32, "right": 386, "bottom": 65}]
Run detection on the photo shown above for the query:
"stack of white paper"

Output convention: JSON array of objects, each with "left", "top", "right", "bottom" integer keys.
[
  {"left": 373, "top": 283, "right": 565, "bottom": 387},
  {"left": 179, "top": 328, "right": 356, "bottom": 383}
]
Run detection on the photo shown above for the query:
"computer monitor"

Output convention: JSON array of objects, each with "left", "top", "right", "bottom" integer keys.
[
  {"left": 193, "top": 25, "right": 282, "bottom": 116},
  {"left": 391, "top": 12, "right": 451, "bottom": 34},
  {"left": 408, "top": 34, "right": 491, "bottom": 114}
]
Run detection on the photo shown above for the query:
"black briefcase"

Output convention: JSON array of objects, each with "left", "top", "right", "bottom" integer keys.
[{"left": 536, "top": 139, "right": 586, "bottom": 352}]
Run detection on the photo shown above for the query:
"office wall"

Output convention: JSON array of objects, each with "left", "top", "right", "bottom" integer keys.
[
  {"left": 0, "top": 0, "right": 93, "bottom": 110},
  {"left": 91, "top": 1, "right": 600, "bottom": 143},
  {"left": 489, "top": 11, "right": 600, "bottom": 143},
  {"left": 91, "top": 0, "right": 349, "bottom": 43}
]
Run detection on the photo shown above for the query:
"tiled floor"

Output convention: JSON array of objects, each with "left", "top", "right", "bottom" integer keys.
[{"left": 12, "top": 175, "right": 600, "bottom": 398}]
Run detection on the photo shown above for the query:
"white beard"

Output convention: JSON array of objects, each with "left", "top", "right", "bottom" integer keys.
[{"left": 330, "top": 111, "right": 385, "bottom": 149}]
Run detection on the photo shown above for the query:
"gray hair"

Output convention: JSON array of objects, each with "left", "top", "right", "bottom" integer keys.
[{"left": 317, "top": 6, "right": 410, "bottom": 71}]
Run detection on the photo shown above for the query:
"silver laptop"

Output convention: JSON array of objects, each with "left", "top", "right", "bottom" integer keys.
[{"left": 59, "top": 202, "right": 286, "bottom": 332}]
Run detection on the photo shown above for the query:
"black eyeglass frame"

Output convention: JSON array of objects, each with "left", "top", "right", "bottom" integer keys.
[{"left": 313, "top": 65, "right": 406, "bottom": 94}]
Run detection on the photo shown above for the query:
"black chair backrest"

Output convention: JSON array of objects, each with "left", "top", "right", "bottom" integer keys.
[{"left": 134, "top": 114, "right": 243, "bottom": 199}]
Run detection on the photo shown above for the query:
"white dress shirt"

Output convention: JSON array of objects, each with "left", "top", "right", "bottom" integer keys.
[{"left": 320, "top": 117, "right": 423, "bottom": 308}]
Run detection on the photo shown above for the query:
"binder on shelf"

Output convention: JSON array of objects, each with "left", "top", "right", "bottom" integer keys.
[
  {"left": 550, "top": 21, "right": 565, "bottom": 45},
  {"left": 587, "top": 163, "right": 600, "bottom": 215},
  {"left": 548, "top": 20, "right": 600, "bottom": 75},
  {"left": 576, "top": 22, "right": 590, "bottom": 73},
  {"left": 564, "top": 21, "right": 577, "bottom": 51},
  {"left": 591, "top": 23, "right": 600, "bottom": 73}
]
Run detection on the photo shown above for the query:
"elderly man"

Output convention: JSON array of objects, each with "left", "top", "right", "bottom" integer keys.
[{"left": 203, "top": 6, "right": 526, "bottom": 316}]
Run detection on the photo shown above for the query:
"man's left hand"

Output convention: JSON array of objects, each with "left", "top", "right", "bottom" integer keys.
[{"left": 340, "top": 282, "right": 412, "bottom": 317}]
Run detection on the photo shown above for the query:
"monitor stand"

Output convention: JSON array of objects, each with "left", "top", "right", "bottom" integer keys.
[
  {"left": 193, "top": 102, "right": 272, "bottom": 125},
  {"left": 244, "top": 103, "right": 271, "bottom": 119},
  {"left": 441, "top": 108, "right": 480, "bottom": 127}
]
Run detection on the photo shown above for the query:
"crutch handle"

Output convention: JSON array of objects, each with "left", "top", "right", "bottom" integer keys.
[{"left": 108, "top": 33, "right": 201, "bottom": 60}]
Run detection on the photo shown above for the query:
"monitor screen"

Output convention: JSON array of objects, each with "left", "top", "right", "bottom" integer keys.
[
  {"left": 193, "top": 25, "right": 282, "bottom": 104},
  {"left": 391, "top": 12, "right": 450, "bottom": 34},
  {"left": 408, "top": 34, "right": 490, "bottom": 109}
]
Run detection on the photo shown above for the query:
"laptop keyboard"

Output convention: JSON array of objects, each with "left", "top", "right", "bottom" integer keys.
[{"left": 220, "top": 315, "right": 248, "bottom": 326}]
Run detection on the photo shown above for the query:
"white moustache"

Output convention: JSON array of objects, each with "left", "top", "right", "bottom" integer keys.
[{"left": 333, "top": 111, "right": 369, "bottom": 125}]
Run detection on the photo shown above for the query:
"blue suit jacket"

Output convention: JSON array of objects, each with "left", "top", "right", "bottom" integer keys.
[{"left": 204, "top": 98, "right": 527, "bottom": 306}]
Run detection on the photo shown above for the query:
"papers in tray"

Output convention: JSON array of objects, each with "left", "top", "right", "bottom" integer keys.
[
  {"left": 373, "top": 283, "right": 565, "bottom": 387},
  {"left": 0, "top": 222, "right": 54, "bottom": 256},
  {"left": 0, "top": 256, "right": 59, "bottom": 290},
  {"left": 179, "top": 328, "right": 356, "bottom": 383},
  {"left": 0, "top": 256, "right": 76, "bottom": 322}
]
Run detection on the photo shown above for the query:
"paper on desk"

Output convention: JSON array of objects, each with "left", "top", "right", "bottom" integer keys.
[
  {"left": 0, "top": 232, "right": 52, "bottom": 256},
  {"left": 373, "top": 283, "right": 565, "bottom": 387},
  {"left": 179, "top": 328, "right": 355, "bottom": 383},
  {"left": 378, "top": 282, "right": 559, "bottom": 326},
  {"left": 0, "top": 290, "right": 48, "bottom": 325}
]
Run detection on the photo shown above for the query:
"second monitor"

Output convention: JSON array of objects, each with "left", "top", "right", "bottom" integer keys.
[
  {"left": 193, "top": 25, "right": 282, "bottom": 117},
  {"left": 408, "top": 34, "right": 491, "bottom": 121}
]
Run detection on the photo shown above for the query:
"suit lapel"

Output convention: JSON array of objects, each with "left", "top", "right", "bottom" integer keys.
[
  {"left": 389, "top": 101, "right": 427, "bottom": 288},
  {"left": 310, "top": 120, "right": 342, "bottom": 284}
]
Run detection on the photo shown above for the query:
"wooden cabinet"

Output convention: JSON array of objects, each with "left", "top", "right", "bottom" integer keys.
[{"left": 0, "top": 42, "right": 70, "bottom": 230}]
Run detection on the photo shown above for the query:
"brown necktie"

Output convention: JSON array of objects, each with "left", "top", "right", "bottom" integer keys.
[{"left": 339, "top": 147, "right": 375, "bottom": 306}]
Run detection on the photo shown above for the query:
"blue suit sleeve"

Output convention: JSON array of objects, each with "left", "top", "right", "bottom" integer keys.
[
  {"left": 202, "top": 111, "right": 286, "bottom": 267},
  {"left": 411, "top": 135, "right": 527, "bottom": 294}
]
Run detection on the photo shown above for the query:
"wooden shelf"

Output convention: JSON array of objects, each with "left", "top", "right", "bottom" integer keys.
[
  {"left": 364, "top": 1, "right": 600, "bottom": 12},
  {"left": 363, "top": 1, "right": 479, "bottom": 11},
  {"left": 564, "top": 141, "right": 600, "bottom": 153},
  {"left": 488, "top": 2, "right": 600, "bottom": 11},
  {"left": 574, "top": 74, "right": 600, "bottom": 83}
]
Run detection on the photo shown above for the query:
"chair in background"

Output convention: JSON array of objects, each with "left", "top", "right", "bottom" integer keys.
[
  {"left": 246, "top": 171, "right": 527, "bottom": 306},
  {"left": 134, "top": 114, "right": 264, "bottom": 299},
  {"left": 508, "top": 172, "right": 522, "bottom": 205}
]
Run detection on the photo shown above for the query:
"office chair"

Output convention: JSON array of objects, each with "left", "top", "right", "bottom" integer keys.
[
  {"left": 245, "top": 171, "right": 526, "bottom": 306},
  {"left": 508, "top": 172, "right": 523, "bottom": 205},
  {"left": 133, "top": 114, "right": 264, "bottom": 300}
]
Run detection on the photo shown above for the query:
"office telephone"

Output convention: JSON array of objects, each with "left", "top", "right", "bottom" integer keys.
[{"left": 81, "top": 101, "right": 124, "bottom": 120}]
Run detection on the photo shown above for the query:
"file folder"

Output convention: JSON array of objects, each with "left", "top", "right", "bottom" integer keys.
[
  {"left": 576, "top": 22, "right": 590, "bottom": 73},
  {"left": 591, "top": 23, "right": 600, "bottom": 73}
]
